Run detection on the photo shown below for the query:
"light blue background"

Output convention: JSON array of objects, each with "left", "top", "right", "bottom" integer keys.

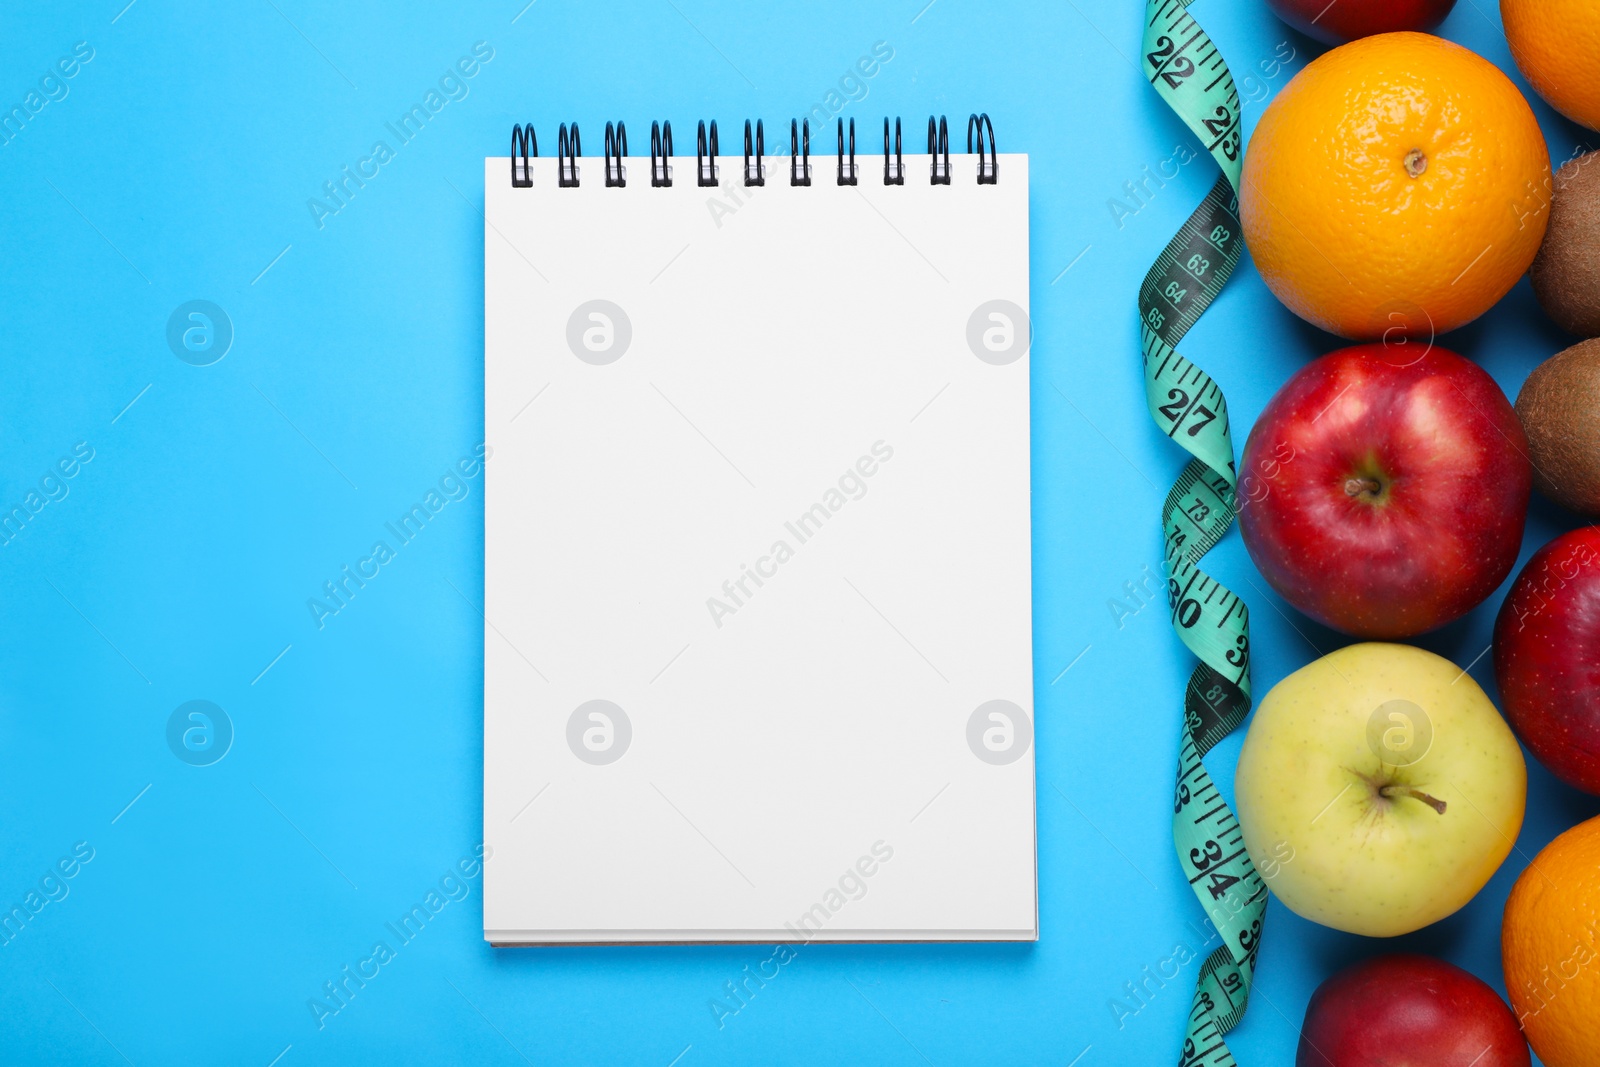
[{"left": 1, "top": 1, "right": 1594, "bottom": 1063}]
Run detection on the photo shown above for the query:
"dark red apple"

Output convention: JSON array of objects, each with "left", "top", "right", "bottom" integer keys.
[
  {"left": 1238, "top": 344, "right": 1530, "bottom": 638},
  {"left": 1266, "top": 0, "right": 1458, "bottom": 45},
  {"left": 1298, "top": 954, "right": 1528, "bottom": 1066},
  {"left": 1493, "top": 527, "right": 1600, "bottom": 794}
]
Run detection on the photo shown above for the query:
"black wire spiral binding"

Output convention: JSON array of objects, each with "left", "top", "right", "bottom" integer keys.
[
  {"left": 968, "top": 113, "right": 997, "bottom": 184},
  {"left": 883, "top": 117, "right": 903, "bottom": 185},
  {"left": 650, "top": 121, "right": 673, "bottom": 187},
  {"left": 511, "top": 124, "right": 536, "bottom": 187},
  {"left": 558, "top": 123, "right": 580, "bottom": 187},
  {"left": 744, "top": 119, "right": 764, "bottom": 187},
  {"left": 697, "top": 120, "right": 719, "bottom": 187},
  {"left": 928, "top": 116, "right": 950, "bottom": 185},
  {"left": 791, "top": 119, "right": 811, "bottom": 186},
  {"left": 837, "top": 118, "right": 857, "bottom": 186},
  {"left": 511, "top": 115, "right": 997, "bottom": 188},
  {"left": 604, "top": 121, "right": 627, "bottom": 187}
]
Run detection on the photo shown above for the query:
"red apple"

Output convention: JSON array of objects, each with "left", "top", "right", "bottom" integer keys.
[
  {"left": 1298, "top": 954, "right": 1529, "bottom": 1066},
  {"left": 1238, "top": 344, "right": 1530, "bottom": 638},
  {"left": 1266, "top": 0, "right": 1458, "bottom": 45},
  {"left": 1493, "top": 527, "right": 1600, "bottom": 794}
]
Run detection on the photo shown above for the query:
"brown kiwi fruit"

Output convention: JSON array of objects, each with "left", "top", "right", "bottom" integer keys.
[
  {"left": 1532, "top": 151, "right": 1600, "bottom": 338},
  {"left": 1517, "top": 338, "right": 1600, "bottom": 514}
]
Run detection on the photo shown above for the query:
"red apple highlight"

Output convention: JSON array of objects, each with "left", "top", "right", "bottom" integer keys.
[
  {"left": 1266, "top": 0, "right": 1458, "bottom": 45},
  {"left": 1297, "top": 954, "right": 1529, "bottom": 1066},
  {"left": 1238, "top": 344, "right": 1530, "bottom": 638},
  {"left": 1493, "top": 527, "right": 1600, "bottom": 794}
]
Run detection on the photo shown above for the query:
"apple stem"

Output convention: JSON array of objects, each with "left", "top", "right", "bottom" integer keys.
[
  {"left": 1345, "top": 476, "right": 1383, "bottom": 498},
  {"left": 1379, "top": 785, "right": 1447, "bottom": 814}
]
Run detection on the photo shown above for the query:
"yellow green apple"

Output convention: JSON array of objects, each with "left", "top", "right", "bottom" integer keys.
[{"left": 1234, "top": 642, "right": 1525, "bottom": 937}]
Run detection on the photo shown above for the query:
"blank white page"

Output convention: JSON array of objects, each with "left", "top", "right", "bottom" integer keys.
[{"left": 483, "top": 149, "right": 1033, "bottom": 943}]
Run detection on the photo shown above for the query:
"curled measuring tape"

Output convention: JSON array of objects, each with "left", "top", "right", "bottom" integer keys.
[{"left": 1138, "top": 2, "right": 1265, "bottom": 1064}]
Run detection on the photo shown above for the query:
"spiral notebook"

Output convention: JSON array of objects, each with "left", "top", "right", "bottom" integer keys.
[{"left": 483, "top": 117, "right": 1034, "bottom": 944}]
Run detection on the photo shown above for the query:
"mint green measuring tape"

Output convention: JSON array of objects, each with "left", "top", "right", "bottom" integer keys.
[{"left": 1138, "top": 2, "right": 1265, "bottom": 1064}]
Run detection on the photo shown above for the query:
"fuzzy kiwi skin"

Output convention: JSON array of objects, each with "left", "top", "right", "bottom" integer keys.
[
  {"left": 1517, "top": 339, "right": 1600, "bottom": 514},
  {"left": 1533, "top": 151, "right": 1600, "bottom": 338}
]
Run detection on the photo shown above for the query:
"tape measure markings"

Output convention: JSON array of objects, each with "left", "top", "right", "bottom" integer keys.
[{"left": 1138, "top": 0, "right": 1265, "bottom": 1064}]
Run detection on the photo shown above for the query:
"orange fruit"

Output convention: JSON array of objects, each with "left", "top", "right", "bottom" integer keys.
[
  {"left": 1503, "top": 0, "right": 1600, "bottom": 132},
  {"left": 1241, "top": 32, "right": 1551, "bottom": 341},
  {"left": 1502, "top": 814, "right": 1600, "bottom": 1067}
]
